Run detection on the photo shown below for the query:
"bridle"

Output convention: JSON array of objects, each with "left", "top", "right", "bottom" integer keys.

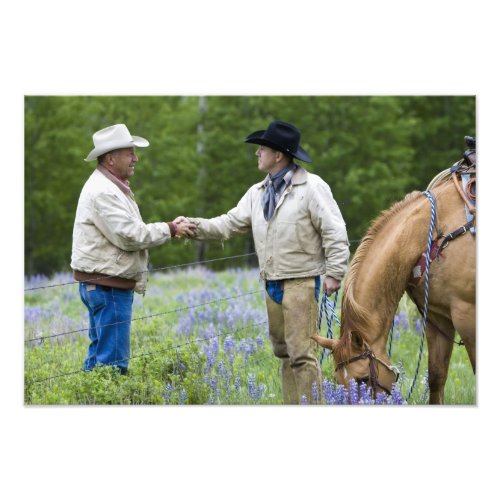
[{"left": 335, "top": 342, "right": 400, "bottom": 395}]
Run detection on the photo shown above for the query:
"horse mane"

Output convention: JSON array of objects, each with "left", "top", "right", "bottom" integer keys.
[{"left": 333, "top": 190, "right": 422, "bottom": 364}]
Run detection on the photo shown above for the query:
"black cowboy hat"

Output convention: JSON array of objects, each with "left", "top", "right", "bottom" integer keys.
[{"left": 244, "top": 120, "right": 312, "bottom": 163}]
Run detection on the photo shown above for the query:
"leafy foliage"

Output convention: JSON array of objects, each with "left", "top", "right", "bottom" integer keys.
[{"left": 24, "top": 96, "right": 475, "bottom": 275}]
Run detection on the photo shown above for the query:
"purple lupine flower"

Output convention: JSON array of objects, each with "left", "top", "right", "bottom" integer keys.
[
  {"left": 203, "top": 343, "right": 215, "bottom": 371},
  {"left": 234, "top": 374, "right": 241, "bottom": 393},
  {"left": 256, "top": 335, "right": 264, "bottom": 349},
  {"left": 375, "top": 392, "right": 388, "bottom": 404},
  {"left": 300, "top": 394, "right": 308, "bottom": 405},
  {"left": 225, "top": 371, "right": 232, "bottom": 393},
  {"left": 323, "top": 379, "right": 335, "bottom": 404},
  {"left": 391, "top": 384, "right": 405, "bottom": 405},
  {"left": 179, "top": 389, "right": 187, "bottom": 405},
  {"left": 242, "top": 338, "right": 255, "bottom": 361},
  {"left": 223, "top": 335, "right": 235, "bottom": 355},
  {"left": 312, "top": 382, "right": 319, "bottom": 404},
  {"left": 165, "top": 384, "right": 173, "bottom": 403},
  {"left": 210, "top": 376, "right": 219, "bottom": 396},
  {"left": 415, "top": 318, "right": 422, "bottom": 334},
  {"left": 349, "top": 378, "right": 359, "bottom": 404},
  {"left": 248, "top": 373, "right": 256, "bottom": 399},
  {"left": 335, "top": 384, "right": 349, "bottom": 405},
  {"left": 419, "top": 370, "right": 429, "bottom": 404},
  {"left": 399, "top": 311, "right": 409, "bottom": 330},
  {"left": 255, "top": 384, "right": 265, "bottom": 400},
  {"left": 359, "top": 382, "right": 373, "bottom": 404}
]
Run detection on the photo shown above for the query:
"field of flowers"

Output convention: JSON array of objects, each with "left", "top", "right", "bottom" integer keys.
[{"left": 24, "top": 267, "right": 476, "bottom": 405}]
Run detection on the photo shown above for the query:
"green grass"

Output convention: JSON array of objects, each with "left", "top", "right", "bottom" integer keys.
[{"left": 24, "top": 268, "right": 475, "bottom": 405}]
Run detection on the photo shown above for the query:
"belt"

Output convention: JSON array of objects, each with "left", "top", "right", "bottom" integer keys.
[{"left": 73, "top": 271, "right": 136, "bottom": 290}]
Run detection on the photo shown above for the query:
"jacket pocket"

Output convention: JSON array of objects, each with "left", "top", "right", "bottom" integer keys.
[{"left": 295, "top": 220, "right": 321, "bottom": 255}]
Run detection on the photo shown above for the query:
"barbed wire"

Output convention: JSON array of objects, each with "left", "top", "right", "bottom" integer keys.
[
  {"left": 26, "top": 320, "right": 269, "bottom": 385},
  {"left": 24, "top": 252, "right": 258, "bottom": 292},
  {"left": 25, "top": 288, "right": 264, "bottom": 344},
  {"left": 24, "top": 240, "right": 362, "bottom": 293}
]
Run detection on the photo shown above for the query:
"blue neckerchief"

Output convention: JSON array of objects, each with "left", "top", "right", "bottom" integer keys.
[{"left": 262, "top": 163, "right": 295, "bottom": 221}]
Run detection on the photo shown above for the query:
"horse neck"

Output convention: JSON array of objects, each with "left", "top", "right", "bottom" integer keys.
[{"left": 343, "top": 194, "right": 432, "bottom": 352}]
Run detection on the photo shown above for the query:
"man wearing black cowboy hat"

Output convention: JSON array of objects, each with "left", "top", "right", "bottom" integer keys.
[{"left": 188, "top": 121, "right": 349, "bottom": 404}]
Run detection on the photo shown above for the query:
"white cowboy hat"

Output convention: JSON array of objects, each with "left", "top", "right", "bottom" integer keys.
[{"left": 85, "top": 123, "right": 149, "bottom": 162}]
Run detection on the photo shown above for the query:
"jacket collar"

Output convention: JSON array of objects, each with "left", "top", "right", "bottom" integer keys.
[
  {"left": 96, "top": 164, "right": 133, "bottom": 197},
  {"left": 258, "top": 164, "right": 308, "bottom": 189}
]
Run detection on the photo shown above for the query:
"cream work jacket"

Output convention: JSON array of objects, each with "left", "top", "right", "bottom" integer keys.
[
  {"left": 191, "top": 167, "right": 350, "bottom": 281},
  {"left": 71, "top": 168, "right": 172, "bottom": 293}
]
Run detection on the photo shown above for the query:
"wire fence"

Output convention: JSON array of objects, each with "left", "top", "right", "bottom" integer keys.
[
  {"left": 24, "top": 252, "right": 259, "bottom": 292},
  {"left": 25, "top": 288, "right": 263, "bottom": 344},
  {"left": 23, "top": 246, "right": 354, "bottom": 394},
  {"left": 25, "top": 252, "right": 340, "bottom": 386},
  {"left": 26, "top": 320, "right": 269, "bottom": 385}
]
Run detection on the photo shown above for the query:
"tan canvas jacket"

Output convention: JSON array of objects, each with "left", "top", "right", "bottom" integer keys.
[
  {"left": 191, "top": 167, "right": 350, "bottom": 281},
  {"left": 71, "top": 168, "right": 172, "bottom": 293}
]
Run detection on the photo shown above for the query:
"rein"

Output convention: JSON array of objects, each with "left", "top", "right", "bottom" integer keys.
[
  {"left": 335, "top": 343, "right": 400, "bottom": 395},
  {"left": 406, "top": 190, "right": 436, "bottom": 401}
]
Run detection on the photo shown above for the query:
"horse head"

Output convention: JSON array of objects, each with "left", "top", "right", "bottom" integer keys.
[{"left": 312, "top": 329, "right": 399, "bottom": 397}]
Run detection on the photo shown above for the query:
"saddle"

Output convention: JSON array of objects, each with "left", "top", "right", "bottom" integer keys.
[
  {"left": 448, "top": 135, "right": 476, "bottom": 233},
  {"left": 408, "top": 136, "right": 476, "bottom": 289}
]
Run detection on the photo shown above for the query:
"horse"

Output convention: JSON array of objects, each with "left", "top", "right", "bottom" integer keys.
[{"left": 313, "top": 156, "right": 476, "bottom": 404}]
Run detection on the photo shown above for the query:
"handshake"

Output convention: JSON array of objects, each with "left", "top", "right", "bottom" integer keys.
[{"left": 171, "top": 216, "right": 198, "bottom": 239}]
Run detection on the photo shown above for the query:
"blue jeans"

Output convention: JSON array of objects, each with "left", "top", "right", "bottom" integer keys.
[{"left": 79, "top": 283, "right": 134, "bottom": 373}]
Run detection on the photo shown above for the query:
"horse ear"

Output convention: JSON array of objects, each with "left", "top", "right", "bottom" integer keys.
[{"left": 311, "top": 335, "right": 339, "bottom": 351}]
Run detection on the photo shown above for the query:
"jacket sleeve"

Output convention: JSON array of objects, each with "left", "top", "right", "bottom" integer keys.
[
  {"left": 92, "top": 191, "right": 171, "bottom": 251},
  {"left": 189, "top": 187, "right": 253, "bottom": 240},
  {"left": 308, "top": 181, "right": 350, "bottom": 280}
]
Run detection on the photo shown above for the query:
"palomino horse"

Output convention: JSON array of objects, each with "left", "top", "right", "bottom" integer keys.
[{"left": 313, "top": 152, "right": 476, "bottom": 404}]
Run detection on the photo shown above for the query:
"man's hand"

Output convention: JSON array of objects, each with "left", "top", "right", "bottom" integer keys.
[
  {"left": 323, "top": 276, "right": 341, "bottom": 296},
  {"left": 173, "top": 216, "right": 197, "bottom": 238},
  {"left": 174, "top": 216, "right": 189, "bottom": 224}
]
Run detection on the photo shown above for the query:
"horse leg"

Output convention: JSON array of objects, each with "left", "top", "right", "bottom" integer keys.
[
  {"left": 450, "top": 300, "right": 476, "bottom": 373},
  {"left": 425, "top": 317, "right": 455, "bottom": 405}
]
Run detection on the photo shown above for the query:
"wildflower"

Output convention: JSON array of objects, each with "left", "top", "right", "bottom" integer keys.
[
  {"left": 180, "top": 389, "right": 187, "bottom": 405},
  {"left": 300, "top": 394, "right": 308, "bottom": 405},
  {"left": 223, "top": 335, "right": 235, "bottom": 355},
  {"left": 399, "top": 311, "right": 409, "bottom": 330},
  {"left": 165, "top": 384, "right": 173, "bottom": 403},
  {"left": 334, "top": 384, "right": 349, "bottom": 405},
  {"left": 391, "top": 384, "right": 405, "bottom": 405},
  {"left": 210, "top": 376, "right": 219, "bottom": 396},
  {"left": 248, "top": 373, "right": 256, "bottom": 399},
  {"left": 312, "top": 382, "right": 319, "bottom": 404},
  {"left": 415, "top": 318, "right": 422, "bottom": 334},
  {"left": 322, "top": 379, "right": 335, "bottom": 404},
  {"left": 359, "top": 382, "right": 373, "bottom": 404},
  {"left": 349, "top": 378, "right": 359, "bottom": 404}
]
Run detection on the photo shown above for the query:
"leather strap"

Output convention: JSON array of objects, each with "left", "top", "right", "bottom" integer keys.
[{"left": 73, "top": 271, "right": 136, "bottom": 290}]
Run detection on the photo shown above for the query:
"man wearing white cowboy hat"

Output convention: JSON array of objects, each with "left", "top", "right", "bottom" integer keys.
[
  {"left": 71, "top": 123, "right": 196, "bottom": 373},
  {"left": 187, "top": 120, "right": 350, "bottom": 404}
]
